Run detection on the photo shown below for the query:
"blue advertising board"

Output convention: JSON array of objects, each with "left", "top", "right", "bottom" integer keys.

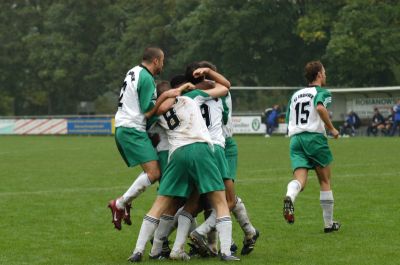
[{"left": 67, "top": 118, "right": 112, "bottom": 135}]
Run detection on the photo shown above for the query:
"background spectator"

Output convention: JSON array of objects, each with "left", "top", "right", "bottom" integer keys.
[
  {"left": 390, "top": 99, "right": 400, "bottom": 136},
  {"left": 367, "top": 108, "right": 385, "bottom": 136},
  {"left": 384, "top": 108, "right": 395, "bottom": 135},
  {"left": 264, "top": 104, "right": 280, "bottom": 137},
  {"left": 339, "top": 111, "right": 361, "bottom": 137}
]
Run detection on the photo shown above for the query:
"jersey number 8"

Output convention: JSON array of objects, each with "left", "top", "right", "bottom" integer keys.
[{"left": 164, "top": 109, "right": 180, "bottom": 130}]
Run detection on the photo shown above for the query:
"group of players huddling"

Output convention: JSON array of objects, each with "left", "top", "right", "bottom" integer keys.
[
  {"left": 109, "top": 47, "right": 258, "bottom": 262},
  {"left": 108, "top": 47, "right": 340, "bottom": 262}
]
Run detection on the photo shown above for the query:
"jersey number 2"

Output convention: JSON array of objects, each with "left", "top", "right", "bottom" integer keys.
[
  {"left": 117, "top": 81, "right": 127, "bottom": 108},
  {"left": 295, "top": 101, "right": 310, "bottom": 125}
]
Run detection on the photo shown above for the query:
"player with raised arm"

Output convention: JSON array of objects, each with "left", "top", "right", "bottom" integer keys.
[
  {"left": 186, "top": 62, "right": 259, "bottom": 256},
  {"left": 108, "top": 47, "right": 181, "bottom": 231},
  {"left": 127, "top": 79, "right": 239, "bottom": 262},
  {"left": 283, "top": 60, "right": 340, "bottom": 233}
]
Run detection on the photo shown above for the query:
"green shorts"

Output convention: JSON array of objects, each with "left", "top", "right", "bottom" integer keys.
[
  {"left": 214, "top": 145, "right": 231, "bottom": 180},
  {"left": 158, "top": 143, "right": 225, "bottom": 198},
  {"left": 224, "top": 137, "right": 238, "bottom": 180},
  {"left": 115, "top": 127, "right": 158, "bottom": 167},
  {"left": 290, "top": 132, "right": 333, "bottom": 171},
  {"left": 158, "top": 150, "right": 169, "bottom": 176}
]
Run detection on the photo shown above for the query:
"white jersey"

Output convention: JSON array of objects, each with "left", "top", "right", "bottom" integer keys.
[
  {"left": 222, "top": 92, "right": 233, "bottom": 138},
  {"left": 202, "top": 98, "right": 225, "bottom": 148},
  {"left": 286, "top": 86, "right": 332, "bottom": 137},
  {"left": 115, "top": 65, "right": 156, "bottom": 131},
  {"left": 148, "top": 123, "right": 169, "bottom": 152},
  {"left": 158, "top": 90, "right": 213, "bottom": 156}
]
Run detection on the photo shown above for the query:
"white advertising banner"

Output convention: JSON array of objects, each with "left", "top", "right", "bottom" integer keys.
[
  {"left": 232, "top": 116, "right": 287, "bottom": 134},
  {"left": 232, "top": 116, "right": 263, "bottom": 134},
  {"left": 347, "top": 97, "right": 396, "bottom": 118}
]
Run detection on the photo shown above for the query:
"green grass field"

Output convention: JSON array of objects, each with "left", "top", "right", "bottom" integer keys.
[{"left": 1, "top": 135, "right": 399, "bottom": 265}]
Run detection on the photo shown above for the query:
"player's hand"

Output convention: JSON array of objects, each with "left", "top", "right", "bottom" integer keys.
[
  {"left": 193, "top": 67, "right": 210, "bottom": 78},
  {"left": 185, "top": 82, "right": 196, "bottom": 91},
  {"left": 330, "top": 128, "right": 339, "bottom": 139},
  {"left": 165, "top": 88, "right": 181, "bottom": 98}
]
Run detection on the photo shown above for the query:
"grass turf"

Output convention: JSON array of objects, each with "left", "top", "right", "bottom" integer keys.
[{"left": 0, "top": 135, "right": 399, "bottom": 264}]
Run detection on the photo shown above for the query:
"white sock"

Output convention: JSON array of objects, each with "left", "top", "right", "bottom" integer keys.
[
  {"left": 172, "top": 210, "right": 193, "bottom": 252},
  {"left": 173, "top": 207, "right": 184, "bottom": 229},
  {"left": 117, "top": 172, "right": 152, "bottom": 209},
  {"left": 134, "top": 215, "right": 159, "bottom": 254},
  {"left": 232, "top": 196, "right": 256, "bottom": 237},
  {"left": 320, "top": 190, "right": 334, "bottom": 227},
  {"left": 150, "top": 215, "right": 174, "bottom": 256},
  {"left": 286, "top": 179, "right": 302, "bottom": 202},
  {"left": 216, "top": 216, "right": 232, "bottom": 256},
  {"left": 195, "top": 209, "right": 216, "bottom": 236}
]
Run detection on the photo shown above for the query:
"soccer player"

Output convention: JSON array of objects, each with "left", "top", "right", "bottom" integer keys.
[
  {"left": 128, "top": 78, "right": 239, "bottom": 262},
  {"left": 108, "top": 47, "right": 180, "bottom": 230},
  {"left": 283, "top": 60, "right": 341, "bottom": 233},
  {"left": 222, "top": 91, "right": 259, "bottom": 255},
  {"left": 187, "top": 61, "right": 259, "bottom": 256}
]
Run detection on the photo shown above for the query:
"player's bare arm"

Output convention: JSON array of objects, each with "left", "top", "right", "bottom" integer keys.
[
  {"left": 316, "top": 103, "right": 339, "bottom": 138},
  {"left": 145, "top": 88, "right": 181, "bottom": 118},
  {"left": 193, "top": 67, "right": 231, "bottom": 88},
  {"left": 176, "top": 82, "right": 196, "bottom": 93},
  {"left": 195, "top": 80, "right": 216, "bottom": 90},
  {"left": 202, "top": 83, "right": 229, "bottom": 99}
]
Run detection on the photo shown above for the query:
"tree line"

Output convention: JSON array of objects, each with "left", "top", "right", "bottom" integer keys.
[{"left": 1, "top": 0, "right": 399, "bottom": 115}]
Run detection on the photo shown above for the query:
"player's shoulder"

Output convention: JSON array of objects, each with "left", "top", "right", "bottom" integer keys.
[{"left": 315, "top": 86, "right": 329, "bottom": 93}]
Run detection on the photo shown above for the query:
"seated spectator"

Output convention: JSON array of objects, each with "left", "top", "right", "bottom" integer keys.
[
  {"left": 367, "top": 108, "right": 385, "bottom": 136},
  {"left": 384, "top": 109, "right": 394, "bottom": 136},
  {"left": 339, "top": 110, "right": 360, "bottom": 137}
]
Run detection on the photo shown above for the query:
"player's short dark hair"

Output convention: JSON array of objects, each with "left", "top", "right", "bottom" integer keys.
[
  {"left": 142, "top": 47, "right": 163, "bottom": 63},
  {"left": 170, "top": 74, "right": 186, "bottom": 88},
  {"left": 185, "top": 61, "right": 204, "bottom": 84},
  {"left": 304, "top": 60, "right": 324, "bottom": 83},
  {"left": 156, "top": 80, "right": 171, "bottom": 96},
  {"left": 198, "top": 60, "right": 217, "bottom": 71}
]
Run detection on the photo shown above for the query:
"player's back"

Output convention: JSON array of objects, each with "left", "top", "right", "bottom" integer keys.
[
  {"left": 202, "top": 98, "right": 225, "bottom": 148},
  {"left": 159, "top": 95, "right": 212, "bottom": 155},
  {"left": 287, "top": 86, "right": 331, "bottom": 137},
  {"left": 115, "top": 66, "right": 156, "bottom": 131}
]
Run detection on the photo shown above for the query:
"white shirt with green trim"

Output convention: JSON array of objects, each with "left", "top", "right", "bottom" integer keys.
[
  {"left": 115, "top": 65, "right": 156, "bottom": 131},
  {"left": 158, "top": 90, "right": 213, "bottom": 156},
  {"left": 222, "top": 92, "right": 233, "bottom": 138},
  {"left": 286, "top": 86, "right": 332, "bottom": 137},
  {"left": 201, "top": 98, "right": 225, "bottom": 148}
]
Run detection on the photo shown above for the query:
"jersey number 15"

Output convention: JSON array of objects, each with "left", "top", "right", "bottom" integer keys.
[{"left": 295, "top": 101, "right": 310, "bottom": 125}]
